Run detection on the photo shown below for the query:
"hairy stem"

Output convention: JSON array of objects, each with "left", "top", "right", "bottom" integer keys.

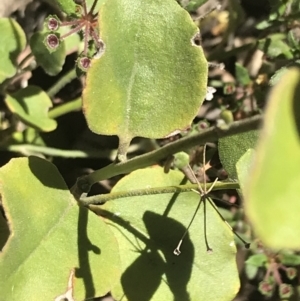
[
  {"left": 48, "top": 98, "right": 82, "bottom": 119},
  {"left": 72, "top": 114, "right": 262, "bottom": 198},
  {"left": 47, "top": 69, "right": 77, "bottom": 98},
  {"left": 79, "top": 181, "right": 238, "bottom": 206}
]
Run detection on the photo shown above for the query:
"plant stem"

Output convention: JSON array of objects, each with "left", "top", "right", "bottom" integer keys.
[
  {"left": 72, "top": 114, "right": 262, "bottom": 198},
  {"left": 79, "top": 181, "right": 239, "bottom": 206},
  {"left": 48, "top": 98, "right": 82, "bottom": 118},
  {"left": 47, "top": 68, "right": 77, "bottom": 98},
  {"left": 1, "top": 144, "right": 114, "bottom": 159}
]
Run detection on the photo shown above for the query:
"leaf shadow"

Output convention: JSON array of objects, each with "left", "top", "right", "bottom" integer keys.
[
  {"left": 100, "top": 207, "right": 194, "bottom": 301},
  {"left": 8, "top": 18, "right": 22, "bottom": 66},
  {"left": 292, "top": 71, "right": 300, "bottom": 140},
  {"left": 75, "top": 205, "right": 101, "bottom": 299},
  {"left": 28, "top": 156, "right": 69, "bottom": 190}
]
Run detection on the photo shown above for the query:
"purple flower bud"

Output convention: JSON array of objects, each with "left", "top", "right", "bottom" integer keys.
[
  {"left": 45, "top": 34, "right": 60, "bottom": 50},
  {"left": 47, "top": 17, "right": 59, "bottom": 31}
]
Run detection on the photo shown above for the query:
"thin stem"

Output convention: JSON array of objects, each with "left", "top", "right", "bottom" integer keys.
[
  {"left": 83, "top": 22, "right": 90, "bottom": 55},
  {"left": 204, "top": 197, "right": 213, "bottom": 252},
  {"left": 48, "top": 98, "right": 82, "bottom": 119},
  {"left": 207, "top": 198, "right": 250, "bottom": 248},
  {"left": 19, "top": 53, "right": 34, "bottom": 70},
  {"left": 46, "top": 69, "right": 77, "bottom": 98},
  {"left": 60, "top": 20, "right": 81, "bottom": 27},
  {"left": 1, "top": 144, "right": 117, "bottom": 159},
  {"left": 90, "top": 0, "right": 99, "bottom": 14},
  {"left": 72, "top": 115, "right": 262, "bottom": 197},
  {"left": 80, "top": 182, "right": 238, "bottom": 205},
  {"left": 90, "top": 27, "right": 101, "bottom": 48},
  {"left": 60, "top": 23, "right": 85, "bottom": 40},
  {"left": 81, "top": 0, "right": 88, "bottom": 16},
  {"left": 174, "top": 196, "right": 203, "bottom": 256}
]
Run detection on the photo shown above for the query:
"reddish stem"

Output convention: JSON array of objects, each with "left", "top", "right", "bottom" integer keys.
[{"left": 60, "top": 22, "right": 85, "bottom": 40}]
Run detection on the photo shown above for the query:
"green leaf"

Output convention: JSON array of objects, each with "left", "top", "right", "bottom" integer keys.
[
  {"left": 235, "top": 63, "right": 251, "bottom": 86},
  {"left": 219, "top": 130, "right": 259, "bottom": 180},
  {"left": 236, "top": 149, "right": 255, "bottom": 194},
  {"left": 258, "top": 36, "right": 293, "bottom": 59},
  {"left": 245, "top": 68, "right": 300, "bottom": 249},
  {"left": 269, "top": 61, "right": 300, "bottom": 86},
  {"left": 0, "top": 157, "right": 120, "bottom": 300},
  {"left": 30, "top": 32, "right": 66, "bottom": 76},
  {"left": 101, "top": 167, "right": 239, "bottom": 301},
  {"left": 245, "top": 253, "right": 267, "bottom": 267},
  {"left": 280, "top": 253, "right": 300, "bottom": 266},
  {"left": 83, "top": 0, "right": 208, "bottom": 150},
  {"left": 5, "top": 85, "right": 57, "bottom": 132},
  {"left": 245, "top": 253, "right": 267, "bottom": 280},
  {"left": 0, "top": 18, "right": 26, "bottom": 84},
  {"left": 185, "top": 0, "right": 209, "bottom": 11},
  {"left": 54, "top": 0, "right": 77, "bottom": 15}
]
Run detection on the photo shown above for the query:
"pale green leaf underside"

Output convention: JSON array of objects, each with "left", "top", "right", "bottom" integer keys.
[
  {"left": 5, "top": 85, "right": 57, "bottom": 132},
  {"left": 245, "top": 68, "right": 300, "bottom": 249},
  {"left": 83, "top": 0, "right": 208, "bottom": 142},
  {"left": 101, "top": 167, "right": 239, "bottom": 301},
  {"left": 236, "top": 148, "right": 255, "bottom": 194},
  {"left": 0, "top": 157, "right": 120, "bottom": 300},
  {"left": 0, "top": 18, "right": 26, "bottom": 84}
]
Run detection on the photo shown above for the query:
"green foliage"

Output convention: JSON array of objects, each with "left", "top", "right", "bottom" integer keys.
[
  {"left": 30, "top": 32, "right": 66, "bottom": 76},
  {"left": 2, "top": 0, "right": 300, "bottom": 300},
  {"left": 0, "top": 18, "right": 26, "bottom": 84},
  {"left": 54, "top": 0, "right": 77, "bottom": 15},
  {"left": 181, "top": 0, "right": 209, "bottom": 12},
  {"left": 83, "top": 0, "right": 208, "bottom": 157},
  {"left": 101, "top": 167, "right": 239, "bottom": 301},
  {"left": 235, "top": 63, "right": 251, "bottom": 86},
  {"left": 236, "top": 149, "right": 255, "bottom": 193},
  {"left": 219, "top": 131, "right": 259, "bottom": 180},
  {"left": 245, "top": 68, "right": 300, "bottom": 249},
  {"left": 0, "top": 157, "right": 120, "bottom": 300},
  {"left": 5, "top": 85, "right": 57, "bottom": 132}
]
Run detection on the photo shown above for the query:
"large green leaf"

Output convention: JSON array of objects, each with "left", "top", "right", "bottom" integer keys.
[
  {"left": 0, "top": 157, "right": 120, "bottom": 300},
  {"left": 83, "top": 0, "right": 208, "bottom": 152},
  {"left": 100, "top": 167, "right": 239, "bottom": 301},
  {"left": 0, "top": 18, "right": 26, "bottom": 84},
  {"left": 236, "top": 149, "right": 255, "bottom": 194},
  {"left": 5, "top": 85, "right": 57, "bottom": 132},
  {"left": 219, "top": 130, "right": 259, "bottom": 180},
  {"left": 245, "top": 68, "right": 300, "bottom": 249}
]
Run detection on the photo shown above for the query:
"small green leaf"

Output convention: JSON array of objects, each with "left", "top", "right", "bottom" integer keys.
[
  {"left": 269, "top": 61, "right": 300, "bottom": 86},
  {"left": 5, "top": 85, "right": 57, "bottom": 132},
  {"left": 101, "top": 167, "right": 239, "bottom": 301},
  {"left": 0, "top": 18, "right": 26, "bottom": 84},
  {"left": 258, "top": 36, "right": 293, "bottom": 59},
  {"left": 245, "top": 264, "right": 258, "bottom": 280},
  {"left": 184, "top": 0, "right": 209, "bottom": 11},
  {"left": 219, "top": 130, "right": 259, "bottom": 180},
  {"left": 245, "top": 253, "right": 267, "bottom": 280},
  {"left": 245, "top": 68, "right": 300, "bottom": 249},
  {"left": 54, "top": 0, "right": 77, "bottom": 15},
  {"left": 0, "top": 157, "right": 120, "bottom": 300},
  {"left": 30, "top": 32, "right": 66, "bottom": 76},
  {"left": 245, "top": 253, "right": 267, "bottom": 266},
  {"left": 281, "top": 253, "right": 300, "bottom": 266},
  {"left": 235, "top": 63, "right": 251, "bottom": 86},
  {"left": 83, "top": 0, "right": 208, "bottom": 152}
]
